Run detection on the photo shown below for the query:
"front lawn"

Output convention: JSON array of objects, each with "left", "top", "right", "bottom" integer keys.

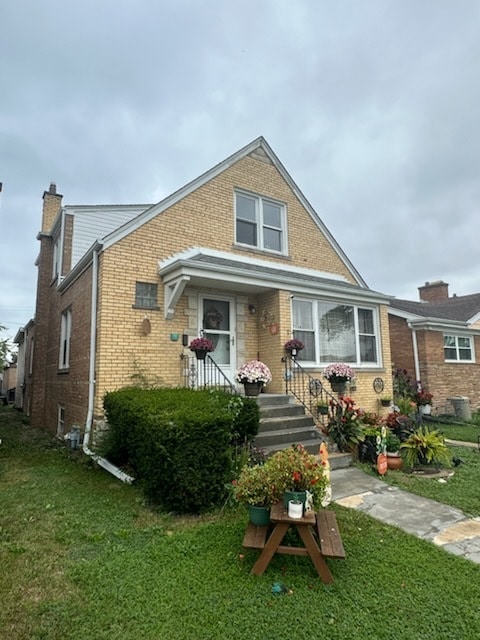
[{"left": 1, "top": 407, "right": 480, "bottom": 639}]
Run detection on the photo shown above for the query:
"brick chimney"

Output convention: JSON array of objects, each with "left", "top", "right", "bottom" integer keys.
[
  {"left": 418, "top": 280, "right": 449, "bottom": 302},
  {"left": 41, "top": 182, "right": 63, "bottom": 233}
]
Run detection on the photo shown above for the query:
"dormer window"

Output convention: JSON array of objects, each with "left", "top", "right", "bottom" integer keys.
[{"left": 235, "top": 191, "right": 286, "bottom": 254}]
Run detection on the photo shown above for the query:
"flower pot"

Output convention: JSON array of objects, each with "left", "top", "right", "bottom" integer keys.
[
  {"left": 248, "top": 504, "right": 271, "bottom": 526},
  {"left": 380, "top": 399, "right": 391, "bottom": 407},
  {"left": 387, "top": 452, "right": 403, "bottom": 471},
  {"left": 420, "top": 404, "right": 431, "bottom": 415},
  {"left": 317, "top": 405, "right": 329, "bottom": 416},
  {"left": 330, "top": 380, "right": 346, "bottom": 394},
  {"left": 194, "top": 350, "right": 208, "bottom": 360},
  {"left": 283, "top": 490, "right": 306, "bottom": 513},
  {"left": 243, "top": 382, "right": 262, "bottom": 397}
]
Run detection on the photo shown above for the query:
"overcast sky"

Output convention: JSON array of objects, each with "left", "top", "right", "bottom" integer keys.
[{"left": 2, "top": 0, "right": 480, "bottom": 342}]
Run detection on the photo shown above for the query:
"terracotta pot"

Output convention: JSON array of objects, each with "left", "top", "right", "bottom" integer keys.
[{"left": 387, "top": 453, "right": 403, "bottom": 471}]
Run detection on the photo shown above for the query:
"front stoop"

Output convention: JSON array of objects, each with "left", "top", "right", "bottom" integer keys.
[{"left": 253, "top": 394, "right": 352, "bottom": 469}]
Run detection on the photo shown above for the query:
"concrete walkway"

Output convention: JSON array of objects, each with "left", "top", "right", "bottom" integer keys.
[{"left": 330, "top": 466, "right": 480, "bottom": 564}]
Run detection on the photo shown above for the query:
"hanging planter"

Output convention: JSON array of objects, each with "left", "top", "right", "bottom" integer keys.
[{"left": 189, "top": 337, "right": 215, "bottom": 360}]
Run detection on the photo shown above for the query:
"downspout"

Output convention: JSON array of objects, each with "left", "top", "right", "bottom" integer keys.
[
  {"left": 408, "top": 322, "right": 421, "bottom": 384},
  {"left": 82, "top": 247, "right": 134, "bottom": 484}
]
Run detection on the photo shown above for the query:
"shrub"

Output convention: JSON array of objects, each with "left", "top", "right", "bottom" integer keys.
[
  {"left": 102, "top": 388, "right": 259, "bottom": 513},
  {"left": 400, "top": 426, "right": 452, "bottom": 468}
]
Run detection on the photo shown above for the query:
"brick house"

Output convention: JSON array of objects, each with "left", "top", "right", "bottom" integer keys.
[
  {"left": 19, "top": 137, "right": 393, "bottom": 446},
  {"left": 388, "top": 280, "right": 480, "bottom": 412}
]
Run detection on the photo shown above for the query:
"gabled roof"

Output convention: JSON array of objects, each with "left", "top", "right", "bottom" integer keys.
[
  {"left": 390, "top": 293, "right": 480, "bottom": 323},
  {"left": 102, "top": 136, "right": 368, "bottom": 288}
]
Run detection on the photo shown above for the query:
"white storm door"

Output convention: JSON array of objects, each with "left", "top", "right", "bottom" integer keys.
[{"left": 199, "top": 295, "right": 236, "bottom": 383}]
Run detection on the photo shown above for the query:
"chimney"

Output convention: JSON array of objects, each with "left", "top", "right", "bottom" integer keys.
[
  {"left": 41, "top": 182, "right": 63, "bottom": 233},
  {"left": 418, "top": 280, "right": 449, "bottom": 303}
]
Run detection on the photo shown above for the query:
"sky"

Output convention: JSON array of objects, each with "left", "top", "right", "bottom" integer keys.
[{"left": 2, "top": 0, "right": 480, "bottom": 344}]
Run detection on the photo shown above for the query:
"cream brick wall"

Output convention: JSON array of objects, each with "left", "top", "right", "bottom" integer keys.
[{"left": 92, "top": 153, "right": 391, "bottom": 414}]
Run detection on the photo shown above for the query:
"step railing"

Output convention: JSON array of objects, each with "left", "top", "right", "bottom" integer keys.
[
  {"left": 181, "top": 353, "right": 236, "bottom": 394},
  {"left": 282, "top": 355, "right": 340, "bottom": 427}
]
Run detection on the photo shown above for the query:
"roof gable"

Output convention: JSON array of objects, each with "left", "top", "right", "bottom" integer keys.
[{"left": 102, "top": 137, "right": 368, "bottom": 288}]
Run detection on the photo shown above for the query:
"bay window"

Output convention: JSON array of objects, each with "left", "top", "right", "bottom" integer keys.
[{"left": 292, "top": 298, "right": 379, "bottom": 366}]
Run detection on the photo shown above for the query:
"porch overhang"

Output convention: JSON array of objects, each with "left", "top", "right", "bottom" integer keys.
[{"left": 159, "top": 247, "right": 390, "bottom": 318}]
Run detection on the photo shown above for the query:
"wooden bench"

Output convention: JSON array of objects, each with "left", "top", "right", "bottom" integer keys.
[
  {"left": 316, "top": 510, "right": 346, "bottom": 559},
  {"left": 242, "top": 523, "right": 269, "bottom": 550}
]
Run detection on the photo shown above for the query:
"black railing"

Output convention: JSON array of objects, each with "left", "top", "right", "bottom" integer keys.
[
  {"left": 282, "top": 355, "right": 339, "bottom": 427},
  {"left": 181, "top": 353, "right": 236, "bottom": 394}
]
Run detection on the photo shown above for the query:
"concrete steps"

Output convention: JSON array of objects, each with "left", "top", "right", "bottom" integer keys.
[{"left": 253, "top": 393, "right": 352, "bottom": 469}]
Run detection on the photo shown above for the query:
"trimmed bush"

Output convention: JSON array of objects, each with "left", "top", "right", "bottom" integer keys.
[{"left": 102, "top": 388, "right": 259, "bottom": 513}]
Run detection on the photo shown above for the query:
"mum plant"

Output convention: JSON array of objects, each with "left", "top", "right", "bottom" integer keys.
[
  {"left": 323, "top": 363, "right": 356, "bottom": 383},
  {"left": 232, "top": 464, "right": 276, "bottom": 507},
  {"left": 264, "top": 444, "right": 328, "bottom": 509},
  {"left": 235, "top": 360, "right": 272, "bottom": 385},
  {"left": 413, "top": 386, "right": 433, "bottom": 407},
  {"left": 284, "top": 338, "right": 304, "bottom": 353},
  {"left": 189, "top": 337, "right": 215, "bottom": 353}
]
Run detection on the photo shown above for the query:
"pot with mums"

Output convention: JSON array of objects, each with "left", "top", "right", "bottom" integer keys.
[
  {"left": 235, "top": 360, "right": 272, "bottom": 396},
  {"left": 323, "top": 362, "right": 356, "bottom": 394},
  {"left": 284, "top": 338, "right": 304, "bottom": 357},
  {"left": 189, "top": 337, "right": 215, "bottom": 360}
]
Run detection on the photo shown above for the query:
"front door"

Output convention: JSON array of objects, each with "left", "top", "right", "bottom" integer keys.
[{"left": 199, "top": 295, "right": 236, "bottom": 383}]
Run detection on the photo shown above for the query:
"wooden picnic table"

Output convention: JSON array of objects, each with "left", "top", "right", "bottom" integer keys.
[{"left": 242, "top": 503, "right": 345, "bottom": 584}]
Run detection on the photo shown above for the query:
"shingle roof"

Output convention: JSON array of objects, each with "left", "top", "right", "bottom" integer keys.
[{"left": 390, "top": 293, "right": 480, "bottom": 322}]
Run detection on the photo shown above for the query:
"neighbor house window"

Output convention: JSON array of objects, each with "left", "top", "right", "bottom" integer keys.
[
  {"left": 59, "top": 308, "right": 72, "bottom": 369},
  {"left": 52, "top": 237, "right": 61, "bottom": 279},
  {"left": 135, "top": 282, "right": 158, "bottom": 309},
  {"left": 235, "top": 191, "right": 286, "bottom": 253},
  {"left": 292, "top": 298, "right": 379, "bottom": 366},
  {"left": 444, "top": 335, "right": 474, "bottom": 362}
]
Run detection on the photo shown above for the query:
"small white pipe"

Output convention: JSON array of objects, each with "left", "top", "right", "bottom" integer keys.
[{"left": 82, "top": 248, "right": 134, "bottom": 484}]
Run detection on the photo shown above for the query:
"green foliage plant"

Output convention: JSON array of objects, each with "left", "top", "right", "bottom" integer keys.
[
  {"left": 326, "top": 396, "right": 365, "bottom": 452},
  {"left": 400, "top": 426, "right": 452, "bottom": 468},
  {"left": 232, "top": 464, "right": 275, "bottom": 506}
]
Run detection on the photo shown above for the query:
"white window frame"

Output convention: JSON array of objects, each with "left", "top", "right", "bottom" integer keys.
[
  {"left": 443, "top": 334, "right": 475, "bottom": 363},
  {"left": 234, "top": 190, "right": 287, "bottom": 254},
  {"left": 59, "top": 308, "right": 72, "bottom": 370},
  {"left": 52, "top": 236, "right": 61, "bottom": 280},
  {"left": 291, "top": 297, "right": 381, "bottom": 367}
]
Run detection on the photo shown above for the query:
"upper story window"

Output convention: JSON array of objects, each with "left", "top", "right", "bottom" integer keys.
[
  {"left": 59, "top": 308, "right": 72, "bottom": 370},
  {"left": 52, "top": 237, "right": 61, "bottom": 280},
  {"left": 134, "top": 282, "right": 158, "bottom": 309},
  {"left": 292, "top": 298, "right": 380, "bottom": 367},
  {"left": 444, "top": 335, "right": 474, "bottom": 362},
  {"left": 235, "top": 191, "right": 286, "bottom": 254}
]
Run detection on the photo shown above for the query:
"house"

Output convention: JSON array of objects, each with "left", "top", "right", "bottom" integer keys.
[
  {"left": 19, "top": 137, "right": 393, "bottom": 447},
  {"left": 388, "top": 280, "right": 480, "bottom": 412}
]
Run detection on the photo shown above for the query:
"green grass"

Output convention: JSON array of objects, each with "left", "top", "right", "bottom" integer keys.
[
  {"left": 435, "top": 421, "right": 480, "bottom": 443},
  {"left": 1, "top": 407, "right": 480, "bottom": 639}
]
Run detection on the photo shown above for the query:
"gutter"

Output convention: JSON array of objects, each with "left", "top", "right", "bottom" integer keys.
[
  {"left": 407, "top": 322, "right": 421, "bottom": 384},
  {"left": 82, "top": 247, "right": 134, "bottom": 484}
]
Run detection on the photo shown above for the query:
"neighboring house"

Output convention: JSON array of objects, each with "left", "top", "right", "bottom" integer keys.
[
  {"left": 19, "top": 137, "right": 393, "bottom": 442},
  {"left": 389, "top": 280, "right": 480, "bottom": 411},
  {"left": 14, "top": 320, "right": 35, "bottom": 412},
  {"left": 1, "top": 362, "right": 17, "bottom": 402}
]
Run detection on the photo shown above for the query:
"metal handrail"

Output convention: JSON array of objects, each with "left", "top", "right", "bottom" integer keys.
[
  {"left": 181, "top": 353, "right": 236, "bottom": 394},
  {"left": 282, "top": 355, "right": 339, "bottom": 427}
]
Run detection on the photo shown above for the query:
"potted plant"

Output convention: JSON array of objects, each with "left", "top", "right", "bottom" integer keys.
[
  {"left": 400, "top": 426, "right": 451, "bottom": 469},
  {"left": 385, "top": 431, "right": 403, "bottom": 470},
  {"left": 323, "top": 363, "right": 355, "bottom": 394},
  {"left": 234, "top": 360, "right": 272, "bottom": 396},
  {"left": 380, "top": 396, "right": 392, "bottom": 407},
  {"left": 317, "top": 400, "right": 330, "bottom": 416},
  {"left": 189, "top": 337, "right": 215, "bottom": 360},
  {"left": 264, "top": 444, "right": 328, "bottom": 513},
  {"left": 413, "top": 386, "right": 433, "bottom": 415},
  {"left": 326, "top": 396, "right": 365, "bottom": 453},
  {"left": 232, "top": 464, "right": 276, "bottom": 525},
  {"left": 284, "top": 338, "right": 304, "bottom": 357}
]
